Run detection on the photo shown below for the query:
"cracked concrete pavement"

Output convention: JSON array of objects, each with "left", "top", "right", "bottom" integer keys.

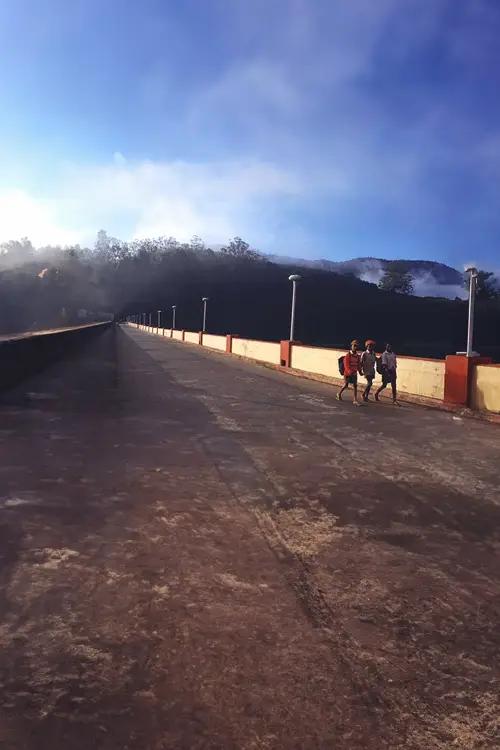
[{"left": 0, "top": 324, "right": 499, "bottom": 749}]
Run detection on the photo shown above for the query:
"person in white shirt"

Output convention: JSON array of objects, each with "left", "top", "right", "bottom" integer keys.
[{"left": 375, "top": 343, "right": 400, "bottom": 405}]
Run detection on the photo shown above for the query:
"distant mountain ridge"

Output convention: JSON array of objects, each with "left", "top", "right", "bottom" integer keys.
[
  {"left": 331, "top": 257, "right": 462, "bottom": 284},
  {"left": 264, "top": 254, "right": 464, "bottom": 298}
]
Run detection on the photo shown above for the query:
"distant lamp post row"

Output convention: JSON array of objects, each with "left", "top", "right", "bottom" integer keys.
[
  {"left": 134, "top": 297, "right": 208, "bottom": 332},
  {"left": 129, "top": 268, "right": 479, "bottom": 357},
  {"left": 133, "top": 282, "right": 300, "bottom": 340}
]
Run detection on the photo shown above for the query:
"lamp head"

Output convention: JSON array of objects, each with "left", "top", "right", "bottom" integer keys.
[
  {"left": 288, "top": 274, "right": 301, "bottom": 282},
  {"left": 465, "top": 266, "right": 478, "bottom": 276}
]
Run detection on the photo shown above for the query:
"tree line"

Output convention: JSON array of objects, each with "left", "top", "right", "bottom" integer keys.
[{"left": 1, "top": 232, "right": 499, "bottom": 360}]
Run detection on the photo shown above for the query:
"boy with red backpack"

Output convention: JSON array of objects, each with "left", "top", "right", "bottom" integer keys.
[{"left": 337, "top": 340, "right": 363, "bottom": 405}]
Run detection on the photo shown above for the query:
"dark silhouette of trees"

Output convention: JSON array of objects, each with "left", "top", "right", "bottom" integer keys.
[
  {"left": 463, "top": 270, "right": 499, "bottom": 301},
  {"left": 220, "top": 236, "right": 260, "bottom": 261},
  {"left": 378, "top": 263, "right": 414, "bottom": 295},
  {"left": 0, "top": 231, "right": 499, "bottom": 360},
  {"left": 0, "top": 238, "right": 34, "bottom": 269}
]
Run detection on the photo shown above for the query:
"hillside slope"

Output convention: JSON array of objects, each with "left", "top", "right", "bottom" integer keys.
[{"left": 265, "top": 254, "right": 464, "bottom": 298}]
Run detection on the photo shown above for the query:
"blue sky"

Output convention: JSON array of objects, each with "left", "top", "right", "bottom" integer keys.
[{"left": 0, "top": 0, "right": 499, "bottom": 269}]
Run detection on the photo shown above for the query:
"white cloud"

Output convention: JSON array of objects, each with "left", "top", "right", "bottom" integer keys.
[
  {"left": 1, "top": 0, "right": 496, "bottom": 270},
  {"left": 359, "top": 261, "right": 385, "bottom": 286},
  {"left": 0, "top": 157, "right": 303, "bottom": 249},
  {"left": 112, "top": 151, "right": 127, "bottom": 166},
  {"left": 412, "top": 273, "right": 467, "bottom": 300},
  {"left": 193, "top": 59, "right": 303, "bottom": 128},
  {"left": 0, "top": 189, "right": 79, "bottom": 246}
]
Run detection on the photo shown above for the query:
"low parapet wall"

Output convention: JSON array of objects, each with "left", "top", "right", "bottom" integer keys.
[
  {"left": 231, "top": 337, "right": 281, "bottom": 364},
  {"left": 129, "top": 323, "right": 498, "bottom": 418},
  {"left": 0, "top": 322, "right": 111, "bottom": 392},
  {"left": 202, "top": 334, "right": 226, "bottom": 351},
  {"left": 471, "top": 364, "right": 500, "bottom": 414},
  {"left": 289, "top": 343, "right": 445, "bottom": 401},
  {"left": 290, "top": 343, "right": 344, "bottom": 377}
]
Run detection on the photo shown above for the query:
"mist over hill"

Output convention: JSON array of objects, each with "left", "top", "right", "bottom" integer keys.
[{"left": 265, "top": 254, "right": 466, "bottom": 299}]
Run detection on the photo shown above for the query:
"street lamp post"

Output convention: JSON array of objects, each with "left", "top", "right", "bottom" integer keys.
[
  {"left": 157, "top": 309, "right": 161, "bottom": 333},
  {"left": 465, "top": 266, "right": 478, "bottom": 357},
  {"left": 148, "top": 312, "right": 152, "bottom": 330},
  {"left": 202, "top": 297, "right": 208, "bottom": 332},
  {"left": 172, "top": 305, "right": 176, "bottom": 330},
  {"left": 288, "top": 274, "right": 301, "bottom": 341}
]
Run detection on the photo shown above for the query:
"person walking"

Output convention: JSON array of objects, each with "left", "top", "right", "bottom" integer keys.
[
  {"left": 337, "top": 340, "right": 363, "bottom": 405},
  {"left": 361, "top": 339, "right": 377, "bottom": 402},
  {"left": 375, "top": 343, "right": 400, "bottom": 405}
]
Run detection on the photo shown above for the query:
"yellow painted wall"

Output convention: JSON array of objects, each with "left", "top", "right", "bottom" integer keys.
[
  {"left": 291, "top": 344, "right": 445, "bottom": 400},
  {"left": 232, "top": 338, "right": 280, "bottom": 364},
  {"left": 396, "top": 357, "right": 445, "bottom": 400},
  {"left": 471, "top": 365, "right": 500, "bottom": 413},
  {"left": 152, "top": 327, "right": 170, "bottom": 337},
  {"left": 184, "top": 331, "right": 200, "bottom": 344},
  {"left": 290, "top": 344, "right": 345, "bottom": 377},
  {"left": 172, "top": 330, "right": 184, "bottom": 341},
  {"left": 202, "top": 334, "right": 227, "bottom": 351}
]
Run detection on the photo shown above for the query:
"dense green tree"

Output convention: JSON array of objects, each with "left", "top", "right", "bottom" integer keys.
[
  {"left": 464, "top": 269, "right": 499, "bottom": 301},
  {"left": 378, "top": 264, "right": 414, "bottom": 295},
  {"left": 220, "top": 236, "right": 260, "bottom": 260}
]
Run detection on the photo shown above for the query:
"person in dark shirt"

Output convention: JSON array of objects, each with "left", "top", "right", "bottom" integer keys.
[{"left": 375, "top": 343, "right": 400, "bottom": 405}]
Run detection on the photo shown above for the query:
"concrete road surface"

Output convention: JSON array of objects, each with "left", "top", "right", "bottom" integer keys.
[{"left": 1, "top": 324, "right": 499, "bottom": 749}]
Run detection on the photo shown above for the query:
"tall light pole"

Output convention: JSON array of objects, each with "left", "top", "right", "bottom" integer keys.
[
  {"left": 148, "top": 312, "right": 152, "bottom": 330},
  {"left": 288, "top": 274, "right": 301, "bottom": 341},
  {"left": 465, "top": 266, "right": 478, "bottom": 357},
  {"left": 157, "top": 309, "right": 161, "bottom": 333},
  {"left": 172, "top": 305, "right": 176, "bottom": 330},
  {"left": 202, "top": 297, "right": 208, "bottom": 332}
]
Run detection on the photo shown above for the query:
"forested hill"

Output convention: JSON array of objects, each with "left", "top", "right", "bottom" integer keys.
[
  {"left": 265, "top": 255, "right": 464, "bottom": 295},
  {"left": 266, "top": 254, "right": 462, "bottom": 281},
  {"left": 1, "top": 234, "right": 499, "bottom": 360}
]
